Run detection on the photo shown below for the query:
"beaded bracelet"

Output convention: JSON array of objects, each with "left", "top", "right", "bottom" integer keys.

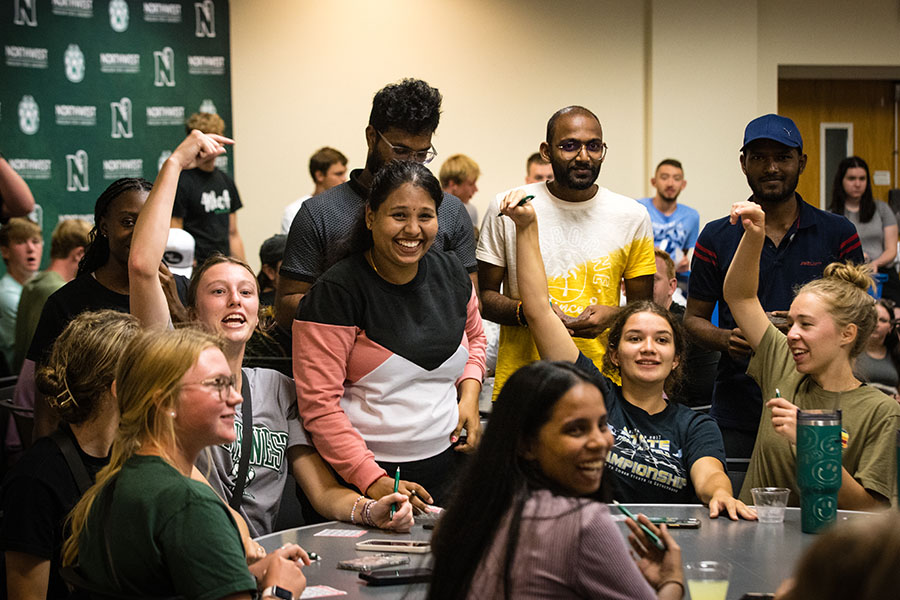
[{"left": 350, "top": 495, "right": 364, "bottom": 525}]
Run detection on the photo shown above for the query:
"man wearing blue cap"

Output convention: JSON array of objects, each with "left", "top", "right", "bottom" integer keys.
[{"left": 683, "top": 114, "right": 864, "bottom": 462}]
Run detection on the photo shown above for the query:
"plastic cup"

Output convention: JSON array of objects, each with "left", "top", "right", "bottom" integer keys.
[
  {"left": 685, "top": 561, "right": 731, "bottom": 600},
  {"left": 751, "top": 487, "right": 790, "bottom": 524}
]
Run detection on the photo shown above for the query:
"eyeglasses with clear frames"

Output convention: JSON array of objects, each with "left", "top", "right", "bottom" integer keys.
[
  {"left": 182, "top": 374, "right": 238, "bottom": 402},
  {"left": 376, "top": 130, "right": 437, "bottom": 164},
  {"left": 556, "top": 139, "right": 608, "bottom": 160}
]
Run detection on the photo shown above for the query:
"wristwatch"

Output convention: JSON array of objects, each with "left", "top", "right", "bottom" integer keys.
[{"left": 260, "top": 585, "right": 293, "bottom": 600}]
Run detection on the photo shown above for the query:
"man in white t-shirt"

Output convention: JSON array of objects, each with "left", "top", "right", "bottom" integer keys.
[
  {"left": 280, "top": 147, "right": 348, "bottom": 234},
  {"left": 477, "top": 106, "right": 656, "bottom": 397}
]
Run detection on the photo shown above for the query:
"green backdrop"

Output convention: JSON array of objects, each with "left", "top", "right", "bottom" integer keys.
[{"left": 1, "top": 0, "right": 233, "bottom": 270}]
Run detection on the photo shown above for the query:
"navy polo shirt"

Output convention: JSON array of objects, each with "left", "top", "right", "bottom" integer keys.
[{"left": 688, "top": 195, "right": 862, "bottom": 433}]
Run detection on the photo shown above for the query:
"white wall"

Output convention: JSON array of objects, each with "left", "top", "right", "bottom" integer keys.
[{"left": 231, "top": 0, "right": 900, "bottom": 269}]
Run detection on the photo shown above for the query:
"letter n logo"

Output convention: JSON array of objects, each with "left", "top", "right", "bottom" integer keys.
[
  {"left": 154, "top": 47, "right": 175, "bottom": 87},
  {"left": 194, "top": 0, "right": 215, "bottom": 37},
  {"left": 66, "top": 150, "right": 89, "bottom": 192},
  {"left": 14, "top": 0, "right": 37, "bottom": 26},
  {"left": 110, "top": 97, "right": 133, "bottom": 139}
]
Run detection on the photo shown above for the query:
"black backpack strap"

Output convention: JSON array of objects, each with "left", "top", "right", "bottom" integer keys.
[
  {"left": 49, "top": 428, "right": 93, "bottom": 495},
  {"left": 229, "top": 370, "right": 252, "bottom": 511}
]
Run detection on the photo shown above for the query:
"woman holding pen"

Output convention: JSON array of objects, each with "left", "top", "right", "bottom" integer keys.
[
  {"left": 429, "top": 359, "right": 683, "bottom": 599},
  {"left": 724, "top": 200, "right": 900, "bottom": 509},
  {"left": 128, "top": 130, "right": 412, "bottom": 536},
  {"left": 493, "top": 190, "right": 754, "bottom": 519},
  {"left": 294, "top": 159, "right": 486, "bottom": 508}
]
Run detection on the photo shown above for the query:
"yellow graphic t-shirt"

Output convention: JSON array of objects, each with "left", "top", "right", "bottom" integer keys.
[{"left": 477, "top": 182, "right": 656, "bottom": 399}]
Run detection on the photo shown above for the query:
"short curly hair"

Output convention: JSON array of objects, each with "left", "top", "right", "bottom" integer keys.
[{"left": 369, "top": 78, "right": 442, "bottom": 135}]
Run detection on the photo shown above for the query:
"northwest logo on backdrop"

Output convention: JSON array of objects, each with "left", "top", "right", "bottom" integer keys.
[
  {"left": 143, "top": 2, "right": 181, "bottom": 23},
  {"left": 5, "top": 45, "right": 48, "bottom": 69},
  {"left": 199, "top": 99, "right": 217, "bottom": 114},
  {"left": 56, "top": 104, "right": 97, "bottom": 126},
  {"left": 187, "top": 55, "right": 225, "bottom": 76},
  {"left": 194, "top": 0, "right": 215, "bottom": 37},
  {"left": 13, "top": 0, "right": 37, "bottom": 26},
  {"left": 147, "top": 105, "right": 185, "bottom": 126},
  {"left": 51, "top": 0, "right": 93, "bottom": 18},
  {"left": 109, "top": 0, "right": 129, "bottom": 31},
  {"left": 64, "top": 44, "right": 85, "bottom": 82},
  {"left": 7, "top": 158, "right": 52, "bottom": 180},
  {"left": 100, "top": 52, "right": 139, "bottom": 73},
  {"left": 110, "top": 97, "right": 133, "bottom": 138},
  {"left": 66, "top": 150, "right": 90, "bottom": 192},
  {"left": 103, "top": 158, "right": 142, "bottom": 180},
  {"left": 153, "top": 47, "right": 175, "bottom": 87},
  {"left": 18, "top": 95, "right": 39, "bottom": 135}
]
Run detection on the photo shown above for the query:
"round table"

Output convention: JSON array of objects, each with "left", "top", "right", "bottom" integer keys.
[{"left": 256, "top": 504, "right": 877, "bottom": 599}]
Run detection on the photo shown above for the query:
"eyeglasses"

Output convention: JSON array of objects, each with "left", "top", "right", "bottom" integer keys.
[
  {"left": 376, "top": 130, "right": 437, "bottom": 164},
  {"left": 556, "top": 139, "right": 608, "bottom": 160},
  {"left": 182, "top": 374, "right": 238, "bottom": 402}
]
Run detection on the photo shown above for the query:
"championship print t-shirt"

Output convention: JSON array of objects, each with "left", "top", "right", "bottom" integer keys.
[{"left": 477, "top": 182, "right": 656, "bottom": 399}]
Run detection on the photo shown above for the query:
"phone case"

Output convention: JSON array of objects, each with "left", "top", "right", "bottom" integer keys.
[
  {"left": 337, "top": 553, "right": 410, "bottom": 572},
  {"left": 648, "top": 517, "right": 701, "bottom": 529},
  {"left": 355, "top": 539, "right": 431, "bottom": 553},
  {"left": 359, "top": 567, "right": 432, "bottom": 586}
]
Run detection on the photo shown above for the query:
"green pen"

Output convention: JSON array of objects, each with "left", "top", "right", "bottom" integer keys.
[
  {"left": 613, "top": 501, "right": 666, "bottom": 551},
  {"left": 390, "top": 467, "right": 400, "bottom": 518},
  {"left": 497, "top": 194, "right": 535, "bottom": 216}
]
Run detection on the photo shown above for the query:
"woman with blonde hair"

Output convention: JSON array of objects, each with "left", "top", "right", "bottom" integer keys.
[
  {"left": 129, "top": 130, "right": 412, "bottom": 537},
  {"left": 1, "top": 310, "right": 139, "bottom": 600},
  {"left": 62, "top": 328, "right": 308, "bottom": 599},
  {"left": 724, "top": 200, "right": 900, "bottom": 509}
]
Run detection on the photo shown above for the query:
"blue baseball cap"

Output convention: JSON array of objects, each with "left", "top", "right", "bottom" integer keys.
[{"left": 741, "top": 114, "right": 803, "bottom": 152}]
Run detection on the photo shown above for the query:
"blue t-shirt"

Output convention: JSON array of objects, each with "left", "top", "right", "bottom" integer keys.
[
  {"left": 573, "top": 353, "right": 726, "bottom": 503},
  {"left": 687, "top": 195, "right": 864, "bottom": 432},
  {"left": 637, "top": 197, "right": 700, "bottom": 256}
]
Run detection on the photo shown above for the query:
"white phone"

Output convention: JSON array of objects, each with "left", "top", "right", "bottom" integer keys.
[{"left": 355, "top": 539, "right": 431, "bottom": 554}]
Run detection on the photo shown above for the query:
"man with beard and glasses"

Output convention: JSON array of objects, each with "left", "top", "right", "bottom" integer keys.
[
  {"left": 276, "top": 78, "right": 477, "bottom": 334},
  {"left": 684, "top": 114, "right": 864, "bottom": 461},
  {"left": 637, "top": 159, "right": 699, "bottom": 273},
  {"left": 477, "top": 106, "right": 655, "bottom": 398}
]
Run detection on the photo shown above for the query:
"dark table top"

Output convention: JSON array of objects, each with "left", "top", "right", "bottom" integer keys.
[{"left": 256, "top": 504, "right": 877, "bottom": 600}]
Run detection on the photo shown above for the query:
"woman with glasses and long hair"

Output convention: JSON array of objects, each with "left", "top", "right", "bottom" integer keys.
[
  {"left": 129, "top": 131, "right": 413, "bottom": 539},
  {"left": 294, "top": 158, "right": 486, "bottom": 510},
  {"left": 62, "top": 328, "right": 309, "bottom": 599},
  {"left": 490, "top": 190, "right": 753, "bottom": 518},
  {"left": 829, "top": 155, "right": 899, "bottom": 302}
]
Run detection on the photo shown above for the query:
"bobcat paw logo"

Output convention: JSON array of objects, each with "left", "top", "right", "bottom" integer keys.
[
  {"left": 199, "top": 99, "right": 217, "bottom": 114},
  {"left": 64, "top": 44, "right": 85, "bottom": 83},
  {"left": 18, "top": 95, "right": 39, "bottom": 135},
  {"left": 109, "top": 0, "right": 129, "bottom": 32}
]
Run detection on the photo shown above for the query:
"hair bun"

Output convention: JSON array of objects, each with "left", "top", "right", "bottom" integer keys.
[{"left": 822, "top": 261, "right": 873, "bottom": 292}]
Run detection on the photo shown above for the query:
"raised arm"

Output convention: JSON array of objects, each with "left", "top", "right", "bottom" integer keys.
[
  {"left": 722, "top": 201, "right": 770, "bottom": 351},
  {"left": 0, "top": 156, "right": 36, "bottom": 219},
  {"left": 129, "top": 131, "right": 232, "bottom": 327},
  {"left": 500, "top": 190, "right": 579, "bottom": 363}
]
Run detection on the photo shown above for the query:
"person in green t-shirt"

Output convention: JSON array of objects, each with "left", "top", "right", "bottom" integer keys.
[{"left": 724, "top": 200, "right": 900, "bottom": 511}]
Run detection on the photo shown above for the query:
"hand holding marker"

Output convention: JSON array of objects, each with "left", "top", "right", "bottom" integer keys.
[{"left": 498, "top": 194, "right": 535, "bottom": 216}]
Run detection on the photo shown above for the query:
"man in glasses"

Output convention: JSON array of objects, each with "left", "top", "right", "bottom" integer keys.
[
  {"left": 477, "top": 105, "right": 656, "bottom": 398},
  {"left": 276, "top": 78, "right": 477, "bottom": 332}
]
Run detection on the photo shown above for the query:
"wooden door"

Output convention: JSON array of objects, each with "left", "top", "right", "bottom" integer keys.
[{"left": 778, "top": 79, "right": 896, "bottom": 209}]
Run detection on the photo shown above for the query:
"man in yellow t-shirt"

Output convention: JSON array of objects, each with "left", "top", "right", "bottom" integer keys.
[{"left": 477, "top": 106, "right": 656, "bottom": 399}]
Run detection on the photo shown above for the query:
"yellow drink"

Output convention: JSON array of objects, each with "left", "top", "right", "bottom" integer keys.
[{"left": 687, "top": 579, "right": 729, "bottom": 600}]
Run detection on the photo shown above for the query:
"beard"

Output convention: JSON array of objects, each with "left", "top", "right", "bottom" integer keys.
[
  {"left": 747, "top": 171, "right": 800, "bottom": 204},
  {"left": 551, "top": 158, "right": 602, "bottom": 191}
]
